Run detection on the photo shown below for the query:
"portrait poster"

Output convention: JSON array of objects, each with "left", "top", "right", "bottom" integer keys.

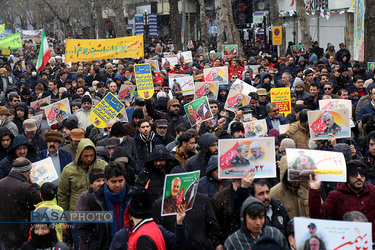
[
  {"left": 224, "top": 90, "right": 251, "bottom": 112},
  {"left": 203, "top": 66, "right": 228, "bottom": 85},
  {"left": 290, "top": 44, "right": 306, "bottom": 56},
  {"left": 134, "top": 63, "right": 154, "bottom": 100},
  {"left": 30, "top": 96, "right": 51, "bottom": 113},
  {"left": 44, "top": 98, "right": 71, "bottom": 126},
  {"left": 286, "top": 148, "right": 346, "bottom": 182},
  {"left": 161, "top": 170, "right": 200, "bottom": 216},
  {"left": 208, "top": 53, "right": 222, "bottom": 62},
  {"left": 230, "top": 79, "right": 257, "bottom": 95},
  {"left": 31, "top": 158, "right": 58, "bottom": 185},
  {"left": 30, "top": 114, "right": 43, "bottom": 131},
  {"left": 118, "top": 85, "right": 136, "bottom": 102},
  {"left": 270, "top": 87, "right": 292, "bottom": 116},
  {"left": 145, "top": 59, "right": 160, "bottom": 72},
  {"left": 279, "top": 124, "right": 290, "bottom": 134},
  {"left": 295, "top": 217, "right": 372, "bottom": 250},
  {"left": 162, "top": 57, "right": 178, "bottom": 68},
  {"left": 169, "top": 76, "right": 195, "bottom": 96},
  {"left": 222, "top": 44, "right": 238, "bottom": 55},
  {"left": 177, "top": 51, "right": 193, "bottom": 63},
  {"left": 243, "top": 119, "right": 267, "bottom": 138},
  {"left": 117, "top": 107, "right": 128, "bottom": 123},
  {"left": 319, "top": 99, "right": 352, "bottom": 116},
  {"left": 218, "top": 137, "right": 276, "bottom": 179},
  {"left": 308, "top": 109, "right": 351, "bottom": 139},
  {"left": 183, "top": 96, "right": 213, "bottom": 126},
  {"left": 245, "top": 65, "right": 261, "bottom": 78},
  {"left": 90, "top": 92, "right": 125, "bottom": 129},
  {"left": 368, "top": 62, "right": 375, "bottom": 71},
  {"left": 194, "top": 81, "right": 219, "bottom": 100}
]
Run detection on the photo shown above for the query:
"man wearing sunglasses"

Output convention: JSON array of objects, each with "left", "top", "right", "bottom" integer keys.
[{"left": 265, "top": 103, "right": 287, "bottom": 133}]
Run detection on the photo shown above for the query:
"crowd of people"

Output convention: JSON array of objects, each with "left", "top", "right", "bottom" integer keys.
[{"left": 0, "top": 35, "right": 374, "bottom": 250}]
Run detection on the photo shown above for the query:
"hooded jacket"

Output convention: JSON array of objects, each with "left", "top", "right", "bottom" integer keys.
[
  {"left": 1, "top": 116, "right": 18, "bottom": 136},
  {"left": 197, "top": 155, "right": 230, "bottom": 197},
  {"left": 0, "top": 127, "right": 14, "bottom": 161},
  {"left": 13, "top": 102, "right": 29, "bottom": 134},
  {"left": 0, "top": 134, "right": 38, "bottom": 179},
  {"left": 270, "top": 156, "right": 310, "bottom": 219},
  {"left": 184, "top": 133, "right": 218, "bottom": 178},
  {"left": 256, "top": 72, "right": 273, "bottom": 89},
  {"left": 135, "top": 145, "right": 180, "bottom": 202},
  {"left": 224, "top": 197, "right": 288, "bottom": 250},
  {"left": 57, "top": 138, "right": 107, "bottom": 211},
  {"left": 324, "top": 43, "right": 336, "bottom": 59},
  {"left": 110, "top": 146, "right": 137, "bottom": 186}
]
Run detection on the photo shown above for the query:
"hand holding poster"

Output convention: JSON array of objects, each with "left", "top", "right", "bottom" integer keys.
[
  {"left": 203, "top": 66, "right": 228, "bottom": 85},
  {"left": 286, "top": 148, "right": 346, "bottom": 182},
  {"left": 194, "top": 81, "right": 219, "bottom": 100},
  {"left": 224, "top": 90, "right": 251, "bottom": 112},
  {"left": 184, "top": 96, "right": 213, "bottom": 126},
  {"left": 134, "top": 63, "right": 154, "bottom": 99},
  {"left": 31, "top": 158, "right": 58, "bottom": 185},
  {"left": 218, "top": 138, "right": 276, "bottom": 179},
  {"left": 270, "top": 87, "right": 292, "bottom": 115},
  {"left": 308, "top": 109, "right": 351, "bottom": 139},
  {"left": 44, "top": 98, "right": 71, "bottom": 126},
  {"left": 118, "top": 85, "right": 136, "bottom": 102},
  {"left": 295, "top": 217, "right": 372, "bottom": 250},
  {"left": 161, "top": 170, "right": 200, "bottom": 216},
  {"left": 243, "top": 119, "right": 267, "bottom": 138},
  {"left": 169, "top": 76, "right": 195, "bottom": 96},
  {"left": 90, "top": 92, "right": 125, "bottom": 128},
  {"left": 230, "top": 79, "right": 257, "bottom": 95}
]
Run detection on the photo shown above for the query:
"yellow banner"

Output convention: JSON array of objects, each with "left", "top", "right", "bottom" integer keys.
[
  {"left": 313, "top": 170, "right": 344, "bottom": 175},
  {"left": 65, "top": 35, "right": 144, "bottom": 62},
  {"left": 134, "top": 63, "right": 154, "bottom": 99}
]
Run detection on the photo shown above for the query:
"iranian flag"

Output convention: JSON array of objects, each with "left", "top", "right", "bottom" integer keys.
[{"left": 36, "top": 29, "right": 51, "bottom": 72}]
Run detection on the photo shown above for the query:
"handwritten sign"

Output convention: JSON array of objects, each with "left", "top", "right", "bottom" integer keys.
[
  {"left": 169, "top": 76, "right": 195, "bottom": 96},
  {"left": 218, "top": 137, "right": 276, "bottom": 179},
  {"left": 295, "top": 217, "right": 372, "bottom": 250},
  {"left": 65, "top": 35, "right": 144, "bottom": 62},
  {"left": 90, "top": 92, "right": 125, "bottom": 128},
  {"left": 44, "top": 98, "right": 71, "bottom": 126},
  {"left": 134, "top": 63, "right": 154, "bottom": 99},
  {"left": 0, "top": 33, "right": 22, "bottom": 50},
  {"left": 31, "top": 158, "right": 58, "bottom": 185},
  {"left": 271, "top": 87, "right": 291, "bottom": 115},
  {"left": 286, "top": 148, "right": 346, "bottom": 182}
]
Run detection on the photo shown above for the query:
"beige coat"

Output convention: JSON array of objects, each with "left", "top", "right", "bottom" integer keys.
[{"left": 286, "top": 121, "right": 309, "bottom": 149}]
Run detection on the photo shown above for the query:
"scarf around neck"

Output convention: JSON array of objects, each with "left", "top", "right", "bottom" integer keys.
[{"left": 139, "top": 131, "right": 155, "bottom": 154}]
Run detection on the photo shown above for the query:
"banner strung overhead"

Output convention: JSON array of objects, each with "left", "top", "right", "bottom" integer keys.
[
  {"left": 0, "top": 33, "right": 22, "bottom": 50},
  {"left": 65, "top": 35, "right": 144, "bottom": 62}
]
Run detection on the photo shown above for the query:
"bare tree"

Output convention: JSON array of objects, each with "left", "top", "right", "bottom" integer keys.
[
  {"left": 39, "top": 0, "right": 74, "bottom": 37},
  {"left": 198, "top": 0, "right": 209, "bottom": 55},
  {"left": 364, "top": 0, "right": 375, "bottom": 62},
  {"left": 169, "top": 0, "right": 182, "bottom": 51},
  {"left": 111, "top": 0, "right": 128, "bottom": 37},
  {"left": 296, "top": 0, "right": 311, "bottom": 47},
  {"left": 94, "top": 0, "right": 106, "bottom": 38}
]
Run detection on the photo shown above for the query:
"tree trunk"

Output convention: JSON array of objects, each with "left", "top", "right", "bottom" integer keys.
[
  {"left": 226, "top": 0, "right": 243, "bottom": 55},
  {"left": 269, "top": 0, "right": 287, "bottom": 56},
  {"left": 215, "top": 0, "right": 225, "bottom": 52},
  {"left": 112, "top": 0, "right": 128, "bottom": 37},
  {"left": 94, "top": 0, "right": 106, "bottom": 38},
  {"left": 364, "top": 0, "right": 374, "bottom": 62},
  {"left": 169, "top": 0, "right": 182, "bottom": 51},
  {"left": 296, "top": 0, "right": 311, "bottom": 47},
  {"left": 198, "top": 0, "right": 209, "bottom": 55}
]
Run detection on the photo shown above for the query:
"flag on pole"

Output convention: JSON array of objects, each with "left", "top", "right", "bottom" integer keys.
[
  {"left": 311, "top": 10, "right": 316, "bottom": 17},
  {"left": 339, "top": 9, "right": 345, "bottom": 15},
  {"left": 36, "top": 29, "right": 51, "bottom": 72}
]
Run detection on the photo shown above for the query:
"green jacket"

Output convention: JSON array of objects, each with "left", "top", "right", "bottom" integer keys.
[{"left": 57, "top": 138, "right": 107, "bottom": 211}]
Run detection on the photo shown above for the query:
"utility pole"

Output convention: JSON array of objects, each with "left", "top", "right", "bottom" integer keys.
[{"left": 182, "top": 0, "right": 186, "bottom": 50}]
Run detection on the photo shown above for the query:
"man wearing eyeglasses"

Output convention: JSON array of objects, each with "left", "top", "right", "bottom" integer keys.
[
  {"left": 309, "top": 160, "right": 375, "bottom": 240},
  {"left": 265, "top": 103, "right": 287, "bottom": 133}
]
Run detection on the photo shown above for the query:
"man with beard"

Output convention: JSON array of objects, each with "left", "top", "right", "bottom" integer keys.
[
  {"left": 286, "top": 109, "right": 310, "bottom": 149},
  {"left": 309, "top": 160, "right": 375, "bottom": 239},
  {"left": 0, "top": 127, "right": 14, "bottom": 161},
  {"left": 294, "top": 79, "right": 310, "bottom": 101},
  {"left": 154, "top": 119, "right": 174, "bottom": 145},
  {"left": 62, "top": 119, "right": 78, "bottom": 145},
  {"left": 145, "top": 99, "right": 190, "bottom": 139},
  {"left": 232, "top": 178, "right": 290, "bottom": 237},
  {"left": 231, "top": 144, "right": 250, "bottom": 166},
  {"left": 171, "top": 132, "right": 197, "bottom": 165},
  {"left": 61, "top": 128, "right": 85, "bottom": 160},
  {"left": 23, "top": 119, "right": 47, "bottom": 152},
  {"left": 75, "top": 95, "right": 93, "bottom": 131},
  {"left": 218, "top": 85, "right": 228, "bottom": 109},
  {"left": 37, "top": 129, "right": 73, "bottom": 185},
  {"left": 304, "top": 82, "right": 321, "bottom": 110}
]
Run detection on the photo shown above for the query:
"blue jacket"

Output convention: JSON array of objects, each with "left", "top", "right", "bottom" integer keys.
[
  {"left": 37, "top": 149, "right": 73, "bottom": 173},
  {"left": 265, "top": 116, "right": 288, "bottom": 133},
  {"left": 358, "top": 102, "right": 375, "bottom": 120}
]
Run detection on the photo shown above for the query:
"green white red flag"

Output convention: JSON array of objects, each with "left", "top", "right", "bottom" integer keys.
[{"left": 36, "top": 29, "right": 51, "bottom": 72}]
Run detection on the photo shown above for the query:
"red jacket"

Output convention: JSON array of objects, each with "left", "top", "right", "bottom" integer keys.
[
  {"left": 128, "top": 219, "right": 166, "bottom": 250},
  {"left": 309, "top": 183, "right": 375, "bottom": 239},
  {"left": 228, "top": 66, "right": 245, "bottom": 80}
]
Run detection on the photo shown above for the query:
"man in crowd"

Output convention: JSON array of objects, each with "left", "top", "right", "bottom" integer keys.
[{"left": 170, "top": 131, "right": 197, "bottom": 165}]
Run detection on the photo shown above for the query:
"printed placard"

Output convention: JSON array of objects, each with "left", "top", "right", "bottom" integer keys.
[
  {"left": 319, "top": 99, "right": 352, "bottom": 116},
  {"left": 134, "top": 63, "right": 154, "bottom": 100},
  {"left": 118, "top": 85, "right": 136, "bottom": 102},
  {"left": 271, "top": 87, "right": 292, "bottom": 115},
  {"left": 295, "top": 217, "right": 372, "bottom": 250},
  {"left": 145, "top": 59, "right": 160, "bottom": 72},
  {"left": 245, "top": 65, "right": 261, "bottom": 78},
  {"left": 243, "top": 119, "right": 267, "bottom": 138},
  {"left": 208, "top": 53, "right": 222, "bottom": 62},
  {"left": 30, "top": 96, "right": 51, "bottom": 113},
  {"left": 308, "top": 109, "right": 351, "bottom": 139},
  {"left": 203, "top": 66, "right": 228, "bottom": 85},
  {"left": 169, "top": 76, "right": 195, "bottom": 96},
  {"left": 368, "top": 62, "right": 375, "bottom": 71},
  {"left": 177, "top": 51, "right": 193, "bottom": 63},
  {"left": 230, "top": 79, "right": 257, "bottom": 95},
  {"left": 223, "top": 44, "right": 238, "bottom": 55},
  {"left": 194, "top": 81, "right": 219, "bottom": 100},
  {"left": 218, "top": 137, "right": 276, "bottom": 179},
  {"left": 90, "top": 92, "right": 125, "bottom": 129},
  {"left": 286, "top": 148, "right": 346, "bottom": 182},
  {"left": 168, "top": 74, "right": 190, "bottom": 79},
  {"left": 224, "top": 89, "right": 251, "bottom": 112},
  {"left": 30, "top": 114, "right": 43, "bottom": 131},
  {"left": 45, "top": 98, "right": 71, "bottom": 126},
  {"left": 161, "top": 170, "right": 200, "bottom": 216},
  {"left": 117, "top": 107, "right": 129, "bottom": 123},
  {"left": 184, "top": 96, "right": 213, "bottom": 126},
  {"left": 290, "top": 44, "right": 306, "bottom": 56},
  {"left": 279, "top": 124, "right": 290, "bottom": 134},
  {"left": 162, "top": 57, "right": 178, "bottom": 68},
  {"left": 31, "top": 158, "right": 58, "bottom": 185}
]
